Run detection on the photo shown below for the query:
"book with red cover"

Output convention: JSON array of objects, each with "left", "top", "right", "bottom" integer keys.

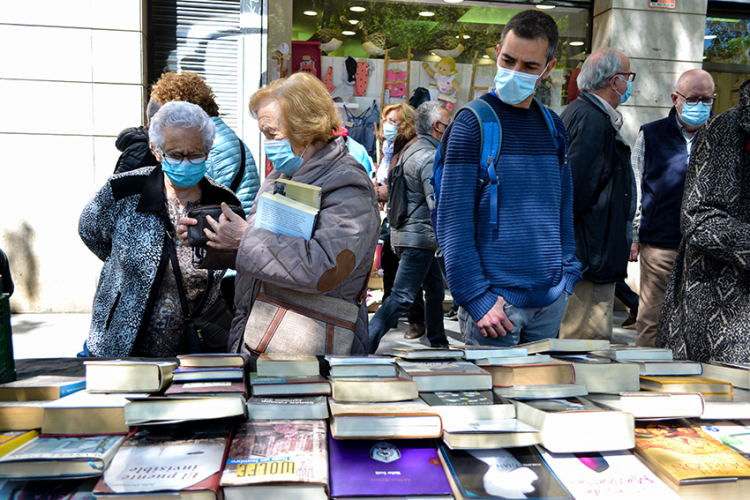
[{"left": 93, "top": 420, "right": 232, "bottom": 500}]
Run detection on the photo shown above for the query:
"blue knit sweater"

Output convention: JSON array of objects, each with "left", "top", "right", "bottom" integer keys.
[{"left": 436, "top": 94, "right": 581, "bottom": 322}]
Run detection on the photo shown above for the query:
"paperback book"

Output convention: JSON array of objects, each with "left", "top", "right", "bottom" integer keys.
[
  {"left": 395, "top": 360, "right": 492, "bottom": 392},
  {"left": 439, "top": 445, "right": 574, "bottom": 499},
  {"left": 250, "top": 374, "right": 331, "bottom": 396},
  {"left": 246, "top": 395, "right": 329, "bottom": 420},
  {"left": 0, "top": 376, "right": 85, "bottom": 402},
  {"left": 254, "top": 192, "right": 319, "bottom": 241},
  {"left": 329, "top": 436, "right": 452, "bottom": 499}
]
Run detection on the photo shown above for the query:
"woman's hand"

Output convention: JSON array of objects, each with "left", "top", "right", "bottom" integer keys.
[
  {"left": 204, "top": 202, "right": 249, "bottom": 251},
  {"left": 177, "top": 218, "right": 197, "bottom": 247}
]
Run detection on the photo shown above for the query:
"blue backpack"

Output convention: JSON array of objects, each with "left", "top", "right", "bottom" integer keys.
[{"left": 429, "top": 96, "right": 566, "bottom": 231}]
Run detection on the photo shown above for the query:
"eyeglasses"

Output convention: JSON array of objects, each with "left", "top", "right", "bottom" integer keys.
[
  {"left": 675, "top": 91, "right": 715, "bottom": 105},
  {"left": 159, "top": 148, "right": 208, "bottom": 165},
  {"left": 616, "top": 72, "right": 637, "bottom": 82},
  {"left": 436, "top": 121, "right": 449, "bottom": 129}
]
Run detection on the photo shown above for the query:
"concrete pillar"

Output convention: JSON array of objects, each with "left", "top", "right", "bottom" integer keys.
[
  {"left": 0, "top": 0, "right": 148, "bottom": 312},
  {"left": 592, "top": 0, "right": 708, "bottom": 146}
]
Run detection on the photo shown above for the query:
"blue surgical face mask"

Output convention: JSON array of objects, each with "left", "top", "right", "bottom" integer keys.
[
  {"left": 383, "top": 123, "right": 399, "bottom": 141},
  {"left": 679, "top": 101, "right": 711, "bottom": 127},
  {"left": 161, "top": 159, "right": 207, "bottom": 188},
  {"left": 264, "top": 138, "right": 305, "bottom": 176},
  {"left": 493, "top": 63, "right": 549, "bottom": 105},
  {"left": 616, "top": 78, "right": 632, "bottom": 105}
]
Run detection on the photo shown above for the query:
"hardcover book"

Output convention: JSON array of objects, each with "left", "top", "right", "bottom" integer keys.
[
  {"left": 701, "top": 362, "right": 750, "bottom": 390},
  {"left": 475, "top": 354, "right": 552, "bottom": 366},
  {"left": 326, "top": 356, "right": 397, "bottom": 378},
  {"left": 391, "top": 347, "right": 464, "bottom": 360},
  {"left": 442, "top": 418, "right": 542, "bottom": 450},
  {"left": 254, "top": 192, "right": 319, "bottom": 241},
  {"left": 521, "top": 339, "right": 610, "bottom": 355},
  {"left": 220, "top": 420, "right": 328, "bottom": 500},
  {"left": 622, "top": 359, "right": 703, "bottom": 377},
  {"left": 482, "top": 362, "right": 575, "bottom": 388},
  {"left": 95, "top": 420, "right": 231, "bottom": 499},
  {"left": 591, "top": 346, "right": 673, "bottom": 361},
  {"left": 542, "top": 449, "right": 681, "bottom": 499},
  {"left": 0, "top": 376, "right": 86, "bottom": 402},
  {"left": 84, "top": 360, "right": 177, "bottom": 393},
  {"left": 450, "top": 345, "right": 528, "bottom": 361},
  {"left": 0, "top": 434, "right": 125, "bottom": 479},
  {"left": 246, "top": 395, "right": 329, "bottom": 420},
  {"left": 330, "top": 375, "right": 418, "bottom": 403},
  {"left": 124, "top": 395, "right": 247, "bottom": 426},
  {"left": 588, "top": 392, "right": 705, "bottom": 419},
  {"left": 42, "top": 391, "right": 136, "bottom": 435},
  {"left": 329, "top": 436, "right": 452, "bottom": 498},
  {"left": 172, "top": 366, "right": 244, "bottom": 382},
  {"left": 329, "top": 398, "right": 442, "bottom": 439},
  {"left": 439, "top": 445, "right": 574, "bottom": 499},
  {"left": 640, "top": 375, "right": 733, "bottom": 395},
  {"left": 273, "top": 178, "right": 322, "bottom": 209},
  {"left": 700, "top": 391, "right": 750, "bottom": 420},
  {"left": 551, "top": 354, "right": 640, "bottom": 393},
  {"left": 250, "top": 374, "right": 331, "bottom": 396},
  {"left": 0, "top": 401, "right": 44, "bottom": 431},
  {"left": 177, "top": 353, "right": 247, "bottom": 368},
  {"left": 164, "top": 380, "right": 248, "bottom": 398},
  {"left": 493, "top": 383, "right": 588, "bottom": 400},
  {"left": 395, "top": 360, "right": 492, "bottom": 392},
  {"left": 256, "top": 354, "right": 319, "bottom": 377},
  {"left": 513, "top": 397, "right": 635, "bottom": 453},
  {"left": 421, "top": 391, "right": 516, "bottom": 422}
]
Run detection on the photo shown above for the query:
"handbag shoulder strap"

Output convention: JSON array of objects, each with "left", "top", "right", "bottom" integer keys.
[
  {"left": 229, "top": 139, "right": 246, "bottom": 193},
  {"left": 167, "top": 237, "right": 213, "bottom": 320}
]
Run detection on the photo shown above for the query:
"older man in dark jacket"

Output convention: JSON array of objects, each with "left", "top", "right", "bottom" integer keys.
[
  {"left": 559, "top": 48, "right": 635, "bottom": 340},
  {"left": 368, "top": 102, "right": 451, "bottom": 353}
]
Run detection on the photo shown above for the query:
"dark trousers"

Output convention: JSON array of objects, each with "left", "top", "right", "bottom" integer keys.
[
  {"left": 381, "top": 238, "right": 424, "bottom": 325},
  {"left": 615, "top": 281, "right": 639, "bottom": 314},
  {"left": 369, "top": 247, "right": 448, "bottom": 353}
]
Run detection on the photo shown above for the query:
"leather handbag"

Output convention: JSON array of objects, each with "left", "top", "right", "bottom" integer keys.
[
  {"left": 242, "top": 282, "right": 358, "bottom": 356},
  {"left": 187, "top": 204, "right": 245, "bottom": 247}
]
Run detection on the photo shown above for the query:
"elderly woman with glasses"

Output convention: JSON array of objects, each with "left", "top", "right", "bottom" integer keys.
[{"left": 79, "top": 101, "right": 241, "bottom": 357}]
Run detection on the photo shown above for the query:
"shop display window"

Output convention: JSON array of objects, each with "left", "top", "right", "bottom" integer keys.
[
  {"left": 703, "top": 11, "right": 750, "bottom": 114},
  {"left": 267, "top": 0, "right": 591, "bottom": 116}
]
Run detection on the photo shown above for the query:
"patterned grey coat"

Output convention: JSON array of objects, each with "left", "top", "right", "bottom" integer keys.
[
  {"left": 656, "top": 79, "right": 750, "bottom": 363},
  {"left": 79, "top": 166, "right": 240, "bottom": 357}
]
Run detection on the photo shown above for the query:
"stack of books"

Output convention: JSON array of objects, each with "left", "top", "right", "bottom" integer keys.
[
  {"left": 247, "top": 353, "right": 329, "bottom": 420},
  {"left": 9, "top": 342, "right": 750, "bottom": 499}
]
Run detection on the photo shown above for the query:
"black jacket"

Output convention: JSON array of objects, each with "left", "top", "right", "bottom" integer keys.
[
  {"left": 561, "top": 92, "right": 633, "bottom": 283},
  {"left": 114, "top": 126, "right": 159, "bottom": 174}
]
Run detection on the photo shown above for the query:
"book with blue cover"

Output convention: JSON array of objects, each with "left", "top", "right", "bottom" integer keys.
[
  {"left": 0, "top": 376, "right": 85, "bottom": 402},
  {"left": 329, "top": 435, "right": 452, "bottom": 499}
]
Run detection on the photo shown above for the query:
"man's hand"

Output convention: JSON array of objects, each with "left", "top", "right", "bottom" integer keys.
[
  {"left": 629, "top": 242, "right": 640, "bottom": 262},
  {"left": 476, "top": 296, "right": 514, "bottom": 339}
]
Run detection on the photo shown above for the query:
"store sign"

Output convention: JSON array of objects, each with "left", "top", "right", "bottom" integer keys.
[{"left": 649, "top": 0, "right": 676, "bottom": 8}]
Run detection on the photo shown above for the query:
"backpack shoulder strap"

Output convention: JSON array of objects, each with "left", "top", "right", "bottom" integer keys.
[
  {"left": 229, "top": 139, "right": 246, "bottom": 193},
  {"left": 532, "top": 98, "right": 567, "bottom": 165},
  {"left": 457, "top": 99, "right": 503, "bottom": 228}
]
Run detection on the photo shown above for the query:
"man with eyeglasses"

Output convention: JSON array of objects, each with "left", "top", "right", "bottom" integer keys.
[
  {"left": 631, "top": 69, "right": 715, "bottom": 347},
  {"left": 559, "top": 48, "right": 635, "bottom": 341}
]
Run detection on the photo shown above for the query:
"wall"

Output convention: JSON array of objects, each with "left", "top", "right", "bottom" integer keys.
[
  {"left": 592, "top": 0, "right": 708, "bottom": 146},
  {"left": 0, "top": 0, "right": 147, "bottom": 312}
]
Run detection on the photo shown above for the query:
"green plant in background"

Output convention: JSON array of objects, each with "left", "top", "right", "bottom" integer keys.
[{"left": 704, "top": 18, "right": 750, "bottom": 65}]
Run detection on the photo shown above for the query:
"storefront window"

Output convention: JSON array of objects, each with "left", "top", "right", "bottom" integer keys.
[
  {"left": 703, "top": 14, "right": 750, "bottom": 114},
  {"left": 268, "top": 0, "right": 590, "bottom": 118}
]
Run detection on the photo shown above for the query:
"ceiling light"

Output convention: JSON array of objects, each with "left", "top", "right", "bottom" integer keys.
[
  {"left": 569, "top": 41, "right": 584, "bottom": 46},
  {"left": 443, "top": 0, "right": 464, "bottom": 4},
  {"left": 303, "top": 10, "right": 317, "bottom": 16},
  {"left": 536, "top": 4, "right": 556, "bottom": 9},
  {"left": 704, "top": 35, "right": 717, "bottom": 40},
  {"left": 349, "top": 19, "right": 359, "bottom": 24},
  {"left": 350, "top": 6, "right": 366, "bottom": 12},
  {"left": 342, "top": 30, "right": 356, "bottom": 36},
  {"left": 419, "top": 11, "right": 435, "bottom": 17}
]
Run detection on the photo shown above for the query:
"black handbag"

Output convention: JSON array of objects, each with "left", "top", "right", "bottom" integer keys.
[{"left": 167, "top": 237, "right": 234, "bottom": 353}]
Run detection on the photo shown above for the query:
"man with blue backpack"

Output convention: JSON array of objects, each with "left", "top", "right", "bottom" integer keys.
[{"left": 433, "top": 9, "right": 582, "bottom": 347}]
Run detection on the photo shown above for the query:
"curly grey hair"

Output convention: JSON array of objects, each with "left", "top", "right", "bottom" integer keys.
[
  {"left": 577, "top": 48, "right": 624, "bottom": 92},
  {"left": 415, "top": 101, "right": 445, "bottom": 136},
  {"left": 149, "top": 101, "right": 215, "bottom": 152}
]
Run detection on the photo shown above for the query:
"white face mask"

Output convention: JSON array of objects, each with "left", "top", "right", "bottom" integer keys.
[{"left": 493, "top": 63, "right": 549, "bottom": 105}]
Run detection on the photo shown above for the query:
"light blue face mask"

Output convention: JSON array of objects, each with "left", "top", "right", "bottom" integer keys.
[
  {"left": 680, "top": 101, "right": 711, "bottom": 127},
  {"left": 161, "top": 159, "right": 207, "bottom": 188},
  {"left": 493, "top": 63, "right": 549, "bottom": 105},
  {"left": 383, "top": 123, "right": 399, "bottom": 141},
  {"left": 264, "top": 138, "right": 305, "bottom": 176},
  {"left": 616, "top": 77, "right": 632, "bottom": 105}
]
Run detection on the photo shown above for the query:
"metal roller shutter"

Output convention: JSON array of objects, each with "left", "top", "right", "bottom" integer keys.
[{"left": 149, "top": 0, "right": 241, "bottom": 129}]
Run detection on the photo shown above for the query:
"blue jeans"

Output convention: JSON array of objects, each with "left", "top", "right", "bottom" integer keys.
[
  {"left": 459, "top": 292, "right": 569, "bottom": 347},
  {"left": 368, "top": 247, "right": 447, "bottom": 353}
]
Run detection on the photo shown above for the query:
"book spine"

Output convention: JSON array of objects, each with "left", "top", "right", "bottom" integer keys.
[
  {"left": 59, "top": 381, "right": 87, "bottom": 398},
  {"left": 0, "top": 430, "right": 38, "bottom": 458}
]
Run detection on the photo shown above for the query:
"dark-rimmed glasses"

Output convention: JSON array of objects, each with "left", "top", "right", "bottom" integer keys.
[
  {"left": 675, "top": 91, "right": 715, "bottom": 105},
  {"left": 616, "top": 72, "right": 637, "bottom": 82},
  {"left": 159, "top": 148, "right": 208, "bottom": 165}
]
